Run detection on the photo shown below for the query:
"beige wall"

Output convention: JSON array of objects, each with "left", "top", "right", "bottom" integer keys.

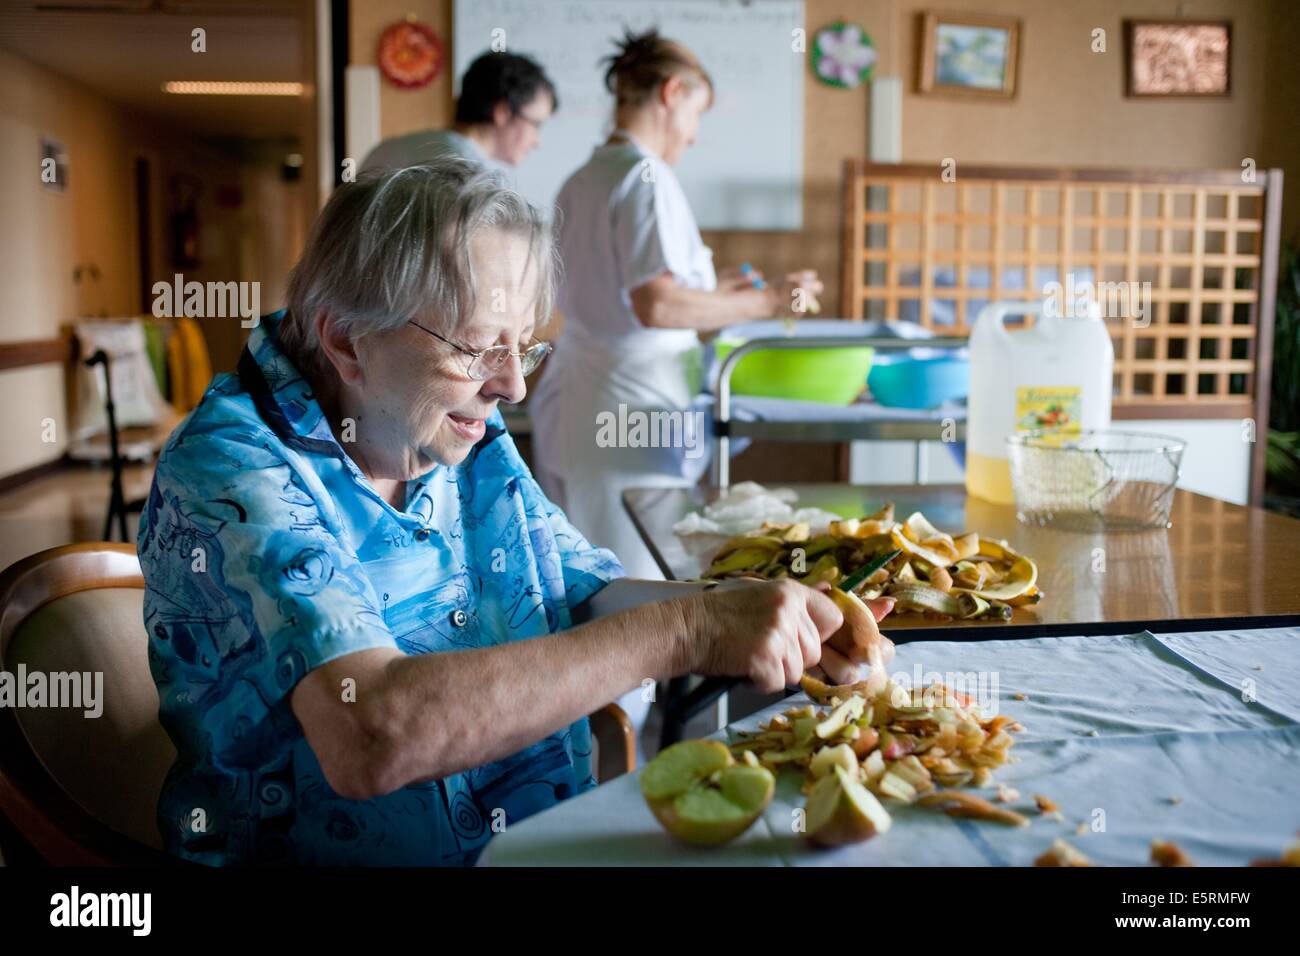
[
  {"left": 0, "top": 45, "right": 144, "bottom": 478},
  {"left": 896, "top": 0, "right": 1269, "bottom": 169},
  {"left": 351, "top": 0, "right": 455, "bottom": 139},
  {"left": 715, "top": 0, "right": 1296, "bottom": 314},
  {"left": 351, "top": 0, "right": 1298, "bottom": 316},
  {"left": 0, "top": 46, "right": 307, "bottom": 481}
]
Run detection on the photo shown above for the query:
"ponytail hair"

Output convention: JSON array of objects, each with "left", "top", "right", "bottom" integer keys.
[{"left": 602, "top": 27, "right": 713, "bottom": 110}]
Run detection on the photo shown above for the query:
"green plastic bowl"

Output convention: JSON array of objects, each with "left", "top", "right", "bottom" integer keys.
[{"left": 714, "top": 339, "right": 874, "bottom": 405}]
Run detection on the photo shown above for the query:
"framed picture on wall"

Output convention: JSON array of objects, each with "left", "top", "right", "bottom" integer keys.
[
  {"left": 1124, "top": 20, "right": 1232, "bottom": 97},
  {"left": 917, "top": 11, "right": 1020, "bottom": 99}
]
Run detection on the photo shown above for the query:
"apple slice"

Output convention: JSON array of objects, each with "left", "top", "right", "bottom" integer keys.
[
  {"left": 641, "top": 740, "right": 775, "bottom": 846},
  {"left": 792, "top": 715, "right": 819, "bottom": 745},
  {"left": 815, "top": 695, "right": 866, "bottom": 739},
  {"left": 809, "top": 743, "right": 860, "bottom": 780},
  {"left": 804, "top": 764, "right": 893, "bottom": 847}
]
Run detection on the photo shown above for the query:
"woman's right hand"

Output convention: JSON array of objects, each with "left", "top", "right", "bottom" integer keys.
[
  {"left": 768, "top": 270, "right": 823, "bottom": 317},
  {"left": 677, "top": 578, "right": 843, "bottom": 693}
]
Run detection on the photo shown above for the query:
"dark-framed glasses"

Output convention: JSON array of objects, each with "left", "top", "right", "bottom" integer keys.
[
  {"left": 408, "top": 320, "right": 552, "bottom": 381},
  {"left": 513, "top": 110, "right": 549, "bottom": 131}
]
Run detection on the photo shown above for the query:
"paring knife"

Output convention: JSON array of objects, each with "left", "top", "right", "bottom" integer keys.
[
  {"left": 675, "top": 548, "right": 903, "bottom": 717},
  {"left": 832, "top": 548, "right": 902, "bottom": 596}
]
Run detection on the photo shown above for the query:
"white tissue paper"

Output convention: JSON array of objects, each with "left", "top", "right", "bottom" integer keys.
[{"left": 672, "top": 481, "right": 842, "bottom": 536}]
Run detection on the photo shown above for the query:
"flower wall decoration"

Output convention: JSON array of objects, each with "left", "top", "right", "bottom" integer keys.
[{"left": 812, "top": 21, "right": 877, "bottom": 90}]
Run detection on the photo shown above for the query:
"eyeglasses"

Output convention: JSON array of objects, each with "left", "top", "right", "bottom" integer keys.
[
  {"left": 408, "top": 320, "right": 552, "bottom": 381},
  {"left": 513, "top": 111, "right": 548, "bottom": 131}
]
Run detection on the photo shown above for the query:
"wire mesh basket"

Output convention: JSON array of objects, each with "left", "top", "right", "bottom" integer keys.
[{"left": 1007, "top": 430, "right": 1185, "bottom": 531}]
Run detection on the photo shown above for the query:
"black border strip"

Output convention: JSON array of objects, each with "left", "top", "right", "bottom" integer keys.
[
  {"left": 884, "top": 614, "right": 1300, "bottom": 644},
  {"left": 331, "top": 0, "right": 349, "bottom": 186}
]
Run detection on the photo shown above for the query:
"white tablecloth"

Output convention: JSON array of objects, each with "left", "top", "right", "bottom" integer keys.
[{"left": 482, "top": 627, "right": 1300, "bottom": 866}]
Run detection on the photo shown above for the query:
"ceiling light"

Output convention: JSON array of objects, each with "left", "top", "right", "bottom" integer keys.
[{"left": 162, "top": 81, "right": 303, "bottom": 96}]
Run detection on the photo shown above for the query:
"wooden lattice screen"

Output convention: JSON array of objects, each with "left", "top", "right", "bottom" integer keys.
[{"left": 840, "top": 162, "right": 1283, "bottom": 439}]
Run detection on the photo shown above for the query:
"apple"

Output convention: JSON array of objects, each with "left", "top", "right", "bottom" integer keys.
[
  {"left": 641, "top": 740, "right": 776, "bottom": 846},
  {"left": 804, "top": 764, "right": 893, "bottom": 847},
  {"left": 826, "top": 588, "right": 890, "bottom": 694}
]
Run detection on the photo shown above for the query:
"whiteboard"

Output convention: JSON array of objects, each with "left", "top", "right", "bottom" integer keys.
[{"left": 453, "top": 0, "right": 804, "bottom": 230}]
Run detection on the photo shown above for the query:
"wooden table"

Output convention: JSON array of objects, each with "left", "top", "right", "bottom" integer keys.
[
  {"left": 483, "top": 625, "right": 1300, "bottom": 867},
  {"left": 626, "top": 483, "right": 1300, "bottom": 744},
  {"left": 623, "top": 484, "right": 1300, "bottom": 639}
]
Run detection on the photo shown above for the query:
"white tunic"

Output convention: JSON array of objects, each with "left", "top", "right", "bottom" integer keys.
[{"left": 530, "top": 131, "right": 716, "bottom": 582}]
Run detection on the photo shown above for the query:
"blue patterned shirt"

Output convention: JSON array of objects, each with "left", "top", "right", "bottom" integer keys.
[{"left": 137, "top": 310, "right": 626, "bottom": 865}]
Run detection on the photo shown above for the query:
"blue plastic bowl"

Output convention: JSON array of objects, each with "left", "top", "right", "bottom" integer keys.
[{"left": 867, "top": 352, "right": 970, "bottom": 409}]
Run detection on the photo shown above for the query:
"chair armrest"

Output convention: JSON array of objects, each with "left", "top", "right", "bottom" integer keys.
[{"left": 587, "top": 702, "right": 636, "bottom": 782}]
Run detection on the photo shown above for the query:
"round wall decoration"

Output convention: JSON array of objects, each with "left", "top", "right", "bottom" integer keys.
[
  {"left": 812, "top": 21, "right": 877, "bottom": 89},
  {"left": 377, "top": 18, "right": 444, "bottom": 90}
]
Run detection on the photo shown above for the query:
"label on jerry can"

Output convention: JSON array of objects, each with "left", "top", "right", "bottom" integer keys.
[{"left": 1015, "top": 385, "right": 1082, "bottom": 434}]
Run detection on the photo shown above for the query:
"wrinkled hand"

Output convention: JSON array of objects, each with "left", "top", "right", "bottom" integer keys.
[{"left": 682, "top": 578, "right": 842, "bottom": 694}]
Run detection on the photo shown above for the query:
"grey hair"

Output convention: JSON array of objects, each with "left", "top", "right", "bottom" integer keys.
[{"left": 281, "top": 158, "right": 558, "bottom": 381}]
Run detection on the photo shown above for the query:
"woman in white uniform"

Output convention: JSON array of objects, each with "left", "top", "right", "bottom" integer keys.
[
  {"left": 530, "top": 30, "right": 822, "bottom": 753},
  {"left": 531, "top": 29, "right": 822, "bottom": 581}
]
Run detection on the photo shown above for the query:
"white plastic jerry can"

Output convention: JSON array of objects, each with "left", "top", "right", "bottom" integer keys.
[{"left": 966, "top": 299, "right": 1114, "bottom": 504}]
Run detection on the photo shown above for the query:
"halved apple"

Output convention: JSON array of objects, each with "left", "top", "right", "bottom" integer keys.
[
  {"left": 804, "top": 764, "right": 893, "bottom": 847},
  {"left": 641, "top": 740, "right": 776, "bottom": 846}
]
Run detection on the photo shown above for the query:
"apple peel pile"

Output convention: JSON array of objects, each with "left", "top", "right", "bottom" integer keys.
[
  {"left": 727, "top": 673, "right": 1026, "bottom": 848},
  {"left": 701, "top": 502, "right": 1041, "bottom": 622}
]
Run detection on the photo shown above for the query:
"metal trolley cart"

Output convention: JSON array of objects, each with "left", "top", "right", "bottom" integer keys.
[{"left": 656, "top": 332, "right": 973, "bottom": 747}]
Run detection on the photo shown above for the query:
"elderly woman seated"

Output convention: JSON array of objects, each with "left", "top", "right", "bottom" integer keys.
[{"left": 137, "top": 160, "right": 894, "bottom": 866}]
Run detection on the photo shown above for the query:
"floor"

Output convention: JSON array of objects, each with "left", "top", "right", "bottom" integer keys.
[{"left": 0, "top": 462, "right": 153, "bottom": 570}]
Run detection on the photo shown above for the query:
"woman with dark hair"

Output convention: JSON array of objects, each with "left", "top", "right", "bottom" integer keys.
[{"left": 362, "top": 51, "right": 558, "bottom": 173}]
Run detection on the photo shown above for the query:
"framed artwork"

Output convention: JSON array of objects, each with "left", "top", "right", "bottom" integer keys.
[
  {"left": 1124, "top": 19, "right": 1231, "bottom": 97},
  {"left": 918, "top": 11, "right": 1020, "bottom": 99}
]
